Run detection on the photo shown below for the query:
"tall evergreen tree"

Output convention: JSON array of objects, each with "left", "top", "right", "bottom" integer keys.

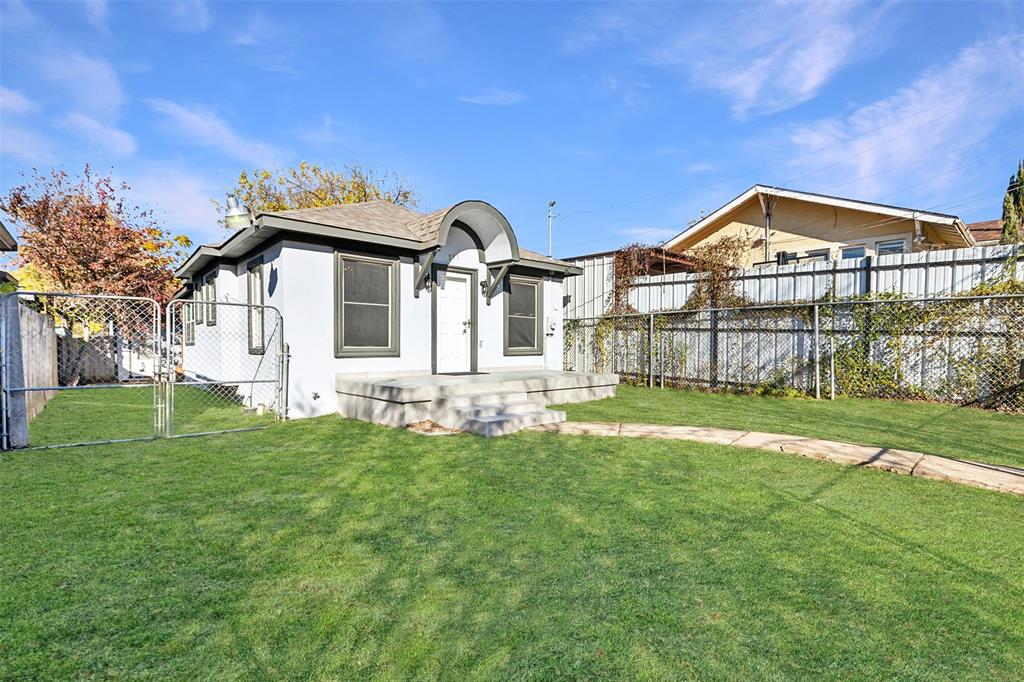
[{"left": 999, "top": 159, "right": 1024, "bottom": 244}]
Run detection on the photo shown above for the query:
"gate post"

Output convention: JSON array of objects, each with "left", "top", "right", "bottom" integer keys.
[{"left": 813, "top": 303, "right": 821, "bottom": 399}]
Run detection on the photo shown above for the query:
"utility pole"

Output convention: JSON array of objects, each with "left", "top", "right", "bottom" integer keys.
[{"left": 547, "top": 200, "right": 557, "bottom": 257}]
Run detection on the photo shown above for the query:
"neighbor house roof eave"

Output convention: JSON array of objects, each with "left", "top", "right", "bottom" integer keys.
[{"left": 660, "top": 185, "right": 969, "bottom": 250}]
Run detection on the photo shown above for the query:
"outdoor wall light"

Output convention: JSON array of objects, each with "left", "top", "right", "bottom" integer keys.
[{"left": 225, "top": 194, "right": 253, "bottom": 230}]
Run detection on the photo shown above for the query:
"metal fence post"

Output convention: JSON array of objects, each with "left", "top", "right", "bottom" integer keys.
[
  {"left": 813, "top": 303, "right": 821, "bottom": 399},
  {"left": 648, "top": 313, "right": 654, "bottom": 388}
]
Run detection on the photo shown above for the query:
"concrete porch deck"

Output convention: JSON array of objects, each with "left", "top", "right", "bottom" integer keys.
[{"left": 336, "top": 370, "right": 619, "bottom": 436}]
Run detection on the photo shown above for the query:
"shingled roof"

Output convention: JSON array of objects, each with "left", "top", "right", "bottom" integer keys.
[
  {"left": 259, "top": 200, "right": 570, "bottom": 267},
  {"left": 177, "top": 200, "right": 575, "bottom": 277},
  {"left": 966, "top": 219, "right": 1004, "bottom": 245}
]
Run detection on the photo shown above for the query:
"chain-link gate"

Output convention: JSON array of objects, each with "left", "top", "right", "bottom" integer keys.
[
  {"left": 165, "top": 299, "right": 286, "bottom": 438},
  {"left": 0, "top": 293, "right": 288, "bottom": 449},
  {"left": 1, "top": 292, "right": 162, "bottom": 449}
]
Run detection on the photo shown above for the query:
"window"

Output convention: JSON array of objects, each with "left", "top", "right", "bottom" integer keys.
[
  {"left": 504, "top": 275, "right": 543, "bottom": 356},
  {"left": 183, "top": 298, "right": 195, "bottom": 346},
  {"left": 194, "top": 278, "right": 204, "bottom": 324},
  {"left": 876, "top": 239, "right": 906, "bottom": 256},
  {"left": 805, "top": 248, "right": 830, "bottom": 263},
  {"left": 334, "top": 252, "right": 400, "bottom": 357},
  {"left": 205, "top": 272, "right": 217, "bottom": 325},
  {"left": 247, "top": 259, "right": 264, "bottom": 354},
  {"left": 840, "top": 245, "right": 866, "bottom": 259}
]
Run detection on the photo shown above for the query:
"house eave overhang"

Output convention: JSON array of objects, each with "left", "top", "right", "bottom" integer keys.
[{"left": 660, "top": 184, "right": 972, "bottom": 250}]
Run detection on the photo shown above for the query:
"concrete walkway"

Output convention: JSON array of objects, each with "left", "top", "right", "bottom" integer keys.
[{"left": 528, "top": 421, "right": 1024, "bottom": 496}]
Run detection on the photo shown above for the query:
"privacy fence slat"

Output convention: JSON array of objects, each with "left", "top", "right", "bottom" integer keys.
[{"left": 566, "top": 245, "right": 1022, "bottom": 318}]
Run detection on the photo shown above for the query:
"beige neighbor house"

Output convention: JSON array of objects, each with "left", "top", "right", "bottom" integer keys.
[{"left": 661, "top": 185, "right": 976, "bottom": 267}]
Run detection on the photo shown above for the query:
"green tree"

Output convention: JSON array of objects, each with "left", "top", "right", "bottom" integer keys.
[
  {"left": 225, "top": 162, "right": 417, "bottom": 222},
  {"left": 999, "top": 159, "right": 1024, "bottom": 244}
]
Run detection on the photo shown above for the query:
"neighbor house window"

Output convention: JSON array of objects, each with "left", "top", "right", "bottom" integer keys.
[
  {"left": 805, "top": 248, "right": 830, "bottom": 263},
  {"left": 334, "top": 252, "right": 400, "bottom": 357},
  {"left": 183, "top": 297, "right": 195, "bottom": 346},
  {"left": 876, "top": 239, "right": 906, "bottom": 256},
  {"left": 504, "top": 275, "right": 543, "bottom": 356},
  {"left": 205, "top": 272, "right": 217, "bottom": 325},
  {"left": 840, "top": 245, "right": 866, "bottom": 259},
  {"left": 247, "top": 259, "right": 265, "bottom": 354}
]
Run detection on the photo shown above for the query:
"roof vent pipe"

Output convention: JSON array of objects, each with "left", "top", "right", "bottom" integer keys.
[{"left": 225, "top": 194, "right": 253, "bottom": 230}]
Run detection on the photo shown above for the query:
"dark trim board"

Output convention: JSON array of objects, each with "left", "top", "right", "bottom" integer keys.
[
  {"left": 431, "top": 264, "right": 479, "bottom": 375},
  {"left": 334, "top": 249, "right": 402, "bottom": 358},
  {"left": 503, "top": 274, "right": 544, "bottom": 356}
]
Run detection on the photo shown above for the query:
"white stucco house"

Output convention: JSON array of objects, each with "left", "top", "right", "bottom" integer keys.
[{"left": 174, "top": 199, "right": 617, "bottom": 435}]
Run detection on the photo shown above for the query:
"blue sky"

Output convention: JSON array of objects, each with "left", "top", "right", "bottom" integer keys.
[{"left": 1, "top": 0, "right": 1022, "bottom": 257}]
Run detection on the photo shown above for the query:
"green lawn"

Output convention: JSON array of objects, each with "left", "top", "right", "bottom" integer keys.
[
  {"left": 558, "top": 385, "right": 1024, "bottom": 469},
  {"left": 2, "top": 410, "right": 1023, "bottom": 679},
  {"left": 28, "top": 385, "right": 275, "bottom": 446}
]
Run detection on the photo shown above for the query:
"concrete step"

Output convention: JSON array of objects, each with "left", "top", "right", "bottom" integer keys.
[
  {"left": 433, "top": 391, "right": 530, "bottom": 409},
  {"left": 454, "top": 399, "right": 549, "bottom": 419},
  {"left": 465, "top": 409, "right": 566, "bottom": 437}
]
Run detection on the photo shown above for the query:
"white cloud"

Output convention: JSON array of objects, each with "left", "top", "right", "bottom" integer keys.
[
  {"left": 160, "top": 0, "right": 212, "bottom": 32},
  {"left": 657, "top": 1, "right": 886, "bottom": 117},
  {"left": 297, "top": 114, "right": 340, "bottom": 147},
  {"left": 785, "top": 35, "right": 1024, "bottom": 201},
  {"left": 231, "top": 12, "right": 276, "bottom": 46},
  {"left": 38, "top": 52, "right": 124, "bottom": 122},
  {"left": 146, "top": 98, "right": 283, "bottom": 167},
  {"left": 599, "top": 74, "right": 651, "bottom": 107},
  {"left": 566, "top": 1, "right": 888, "bottom": 117},
  {"left": 0, "top": 86, "right": 39, "bottom": 115},
  {"left": 0, "top": 123, "right": 55, "bottom": 162},
  {"left": 457, "top": 89, "right": 527, "bottom": 106},
  {"left": 59, "top": 112, "right": 137, "bottom": 157},
  {"left": 83, "top": 0, "right": 108, "bottom": 28},
  {"left": 130, "top": 164, "right": 223, "bottom": 241}
]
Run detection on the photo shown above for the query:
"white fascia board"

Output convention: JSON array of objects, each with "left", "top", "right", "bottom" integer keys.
[
  {"left": 660, "top": 186, "right": 761, "bottom": 249},
  {"left": 660, "top": 184, "right": 964, "bottom": 250}
]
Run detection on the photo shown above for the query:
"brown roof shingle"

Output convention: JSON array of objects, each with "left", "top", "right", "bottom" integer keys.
[
  {"left": 967, "top": 219, "right": 1004, "bottom": 243},
  {"left": 256, "top": 200, "right": 576, "bottom": 268}
]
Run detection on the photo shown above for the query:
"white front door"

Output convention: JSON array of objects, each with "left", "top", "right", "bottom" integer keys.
[{"left": 436, "top": 272, "right": 472, "bottom": 373}]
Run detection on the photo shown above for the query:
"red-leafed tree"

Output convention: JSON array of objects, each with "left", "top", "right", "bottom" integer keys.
[{"left": 0, "top": 165, "right": 191, "bottom": 303}]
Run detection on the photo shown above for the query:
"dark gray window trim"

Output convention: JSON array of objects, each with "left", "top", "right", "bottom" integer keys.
[
  {"left": 503, "top": 274, "right": 544, "bottom": 356},
  {"left": 247, "top": 258, "right": 265, "bottom": 355},
  {"left": 430, "top": 263, "right": 478, "bottom": 374},
  {"left": 334, "top": 250, "right": 401, "bottom": 358},
  {"left": 205, "top": 271, "right": 217, "bottom": 326}
]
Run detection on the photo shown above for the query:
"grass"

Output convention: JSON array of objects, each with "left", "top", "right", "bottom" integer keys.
[
  {"left": 2, "top": 394, "right": 1023, "bottom": 679},
  {"left": 557, "top": 385, "right": 1024, "bottom": 470},
  {"left": 28, "top": 385, "right": 275, "bottom": 446}
]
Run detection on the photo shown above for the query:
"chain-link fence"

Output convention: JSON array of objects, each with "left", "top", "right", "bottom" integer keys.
[
  {"left": 565, "top": 294, "right": 1024, "bottom": 412},
  {"left": 0, "top": 292, "right": 162, "bottom": 448},
  {"left": 0, "top": 292, "right": 288, "bottom": 449},
  {"left": 165, "top": 299, "right": 286, "bottom": 437}
]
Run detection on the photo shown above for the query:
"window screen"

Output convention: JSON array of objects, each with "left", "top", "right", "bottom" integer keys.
[
  {"left": 194, "top": 279, "right": 204, "bottom": 324},
  {"left": 184, "top": 299, "right": 195, "bottom": 346},
  {"left": 205, "top": 273, "right": 217, "bottom": 325},
  {"left": 876, "top": 239, "right": 906, "bottom": 256},
  {"left": 505, "top": 277, "right": 542, "bottom": 355},
  {"left": 335, "top": 253, "right": 399, "bottom": 357},
  {"left": 247, "top": 260, "right": 264, "bottom": 354}
]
